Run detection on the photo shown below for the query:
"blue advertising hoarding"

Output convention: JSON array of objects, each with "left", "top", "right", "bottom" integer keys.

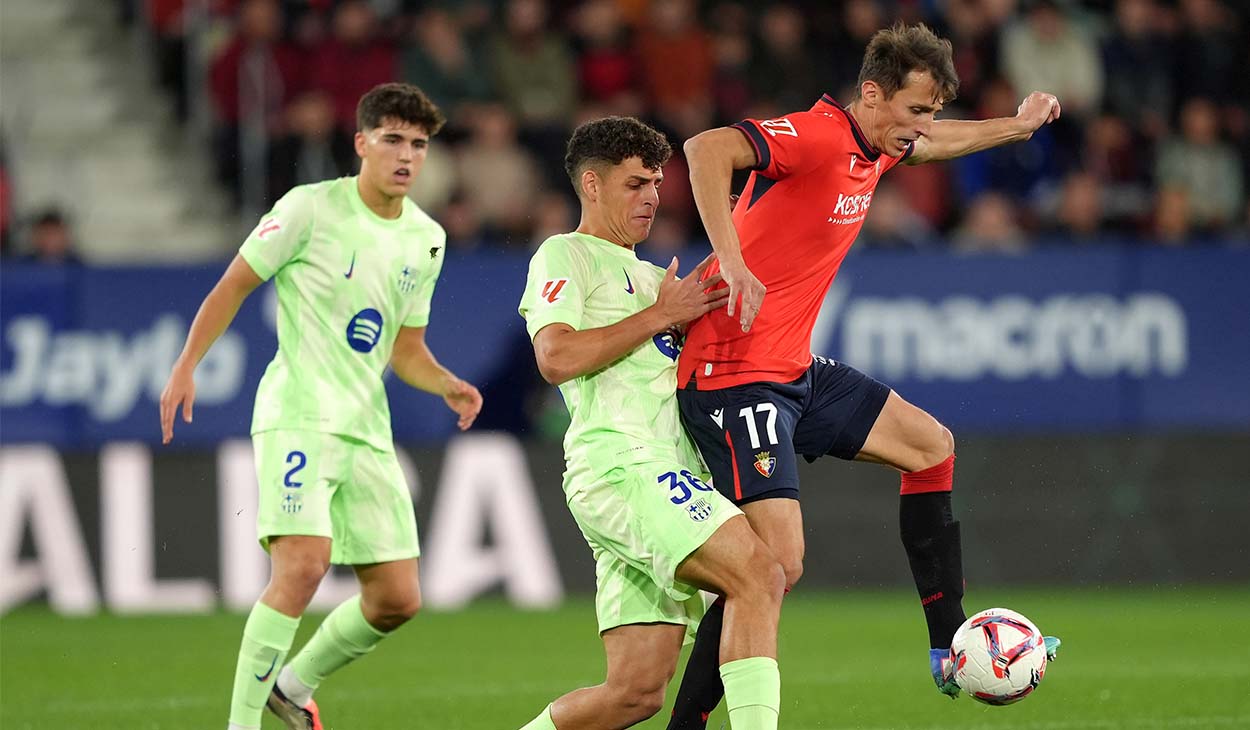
[{"left": 2, "top": 247, "right": 1247, "bottom": 447}]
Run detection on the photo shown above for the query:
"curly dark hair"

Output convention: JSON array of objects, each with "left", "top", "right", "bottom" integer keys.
[
  {"left": 856, "top": 23, "right": 959, "bottom": 103},
  {"left": 564, "top": 117, "right": 672, "bottom": 196},
  {"left": 357, "top": 82, "right": 446, "bottom": 135}
]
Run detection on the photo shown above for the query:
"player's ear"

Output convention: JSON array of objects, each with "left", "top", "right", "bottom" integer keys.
[
  {"left": 580, "top": 168, "right": 599, "bottom": 202},
  {"left": 353, "top": 131, "right": 368, "bottom": 159},
  {"left": 861, "top": 81, "right": 881, "bottom": 108}
]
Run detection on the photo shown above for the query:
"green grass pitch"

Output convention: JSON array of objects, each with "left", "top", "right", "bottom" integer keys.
[{"left": 4, "top": 587, "right": 1248, "bottom": 729}]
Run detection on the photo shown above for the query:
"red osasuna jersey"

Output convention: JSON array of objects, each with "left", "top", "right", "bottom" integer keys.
[{"left": 678, "top": 95, "right": 913, "bottom": 390}]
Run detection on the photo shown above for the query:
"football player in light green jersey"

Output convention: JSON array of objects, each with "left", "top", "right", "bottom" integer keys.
[
  {"left": 159, "top": 83, "right": 482, "bottom": 730},
  {"left": 516, "top": 117, "right": 786, "bottom": 730}
]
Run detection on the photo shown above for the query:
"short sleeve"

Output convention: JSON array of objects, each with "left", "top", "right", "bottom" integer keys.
[
  {"left": 238, "top": 187, "right": 315, "bottom": 281},
  {"left": 518, "top": 237, "right": 589, "bottom": 339},
  {"left": 403, "top": 226, "right": 446, "bottom": 329},
  {"left": 732, "top": 111, "right": 834, "bottom": 180}
]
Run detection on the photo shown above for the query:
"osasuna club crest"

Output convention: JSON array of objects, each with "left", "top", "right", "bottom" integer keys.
[{"left": 754, "top": 451, "right": 776, "bottom": 478}]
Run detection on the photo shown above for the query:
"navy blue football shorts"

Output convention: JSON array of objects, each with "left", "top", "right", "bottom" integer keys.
[{"left": 677, "top": 356, "right": 891, "bottom": 505}]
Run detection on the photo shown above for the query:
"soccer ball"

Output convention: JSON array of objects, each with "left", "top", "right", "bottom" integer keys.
[{"left": 950, "top": 608, "right": 1047, "bottom": 706}]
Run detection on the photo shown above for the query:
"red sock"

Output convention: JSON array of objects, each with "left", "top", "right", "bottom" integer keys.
[{"left": 900, "top": 454, "right": 955, "bottom": 495}]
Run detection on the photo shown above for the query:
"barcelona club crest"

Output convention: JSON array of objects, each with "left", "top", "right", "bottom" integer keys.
[{"left": 754, "top": 451, "right": 776, "bottom": 478}]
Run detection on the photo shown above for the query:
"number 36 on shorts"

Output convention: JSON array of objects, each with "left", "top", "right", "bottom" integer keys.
[{"left": 658, "top": 469, "right": 714, "bottom": 505}]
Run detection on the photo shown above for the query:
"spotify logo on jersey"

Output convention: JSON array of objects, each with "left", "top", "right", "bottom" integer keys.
[{"left": 346, "top": 308, "right": 384, "bottom": 353}]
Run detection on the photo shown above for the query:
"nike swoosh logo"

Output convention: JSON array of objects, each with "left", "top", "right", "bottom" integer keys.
[
  {"left": 344, "top": 252, "right": 356, "bottom": 279},
  {"left": 255, "top": 654, "right": 277, "bottom": 682},
  {"left": 623, "top": 269, "right": 634, "bottom": 294}
]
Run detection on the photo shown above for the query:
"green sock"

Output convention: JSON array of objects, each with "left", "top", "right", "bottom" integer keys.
[
  {"left": 228, "top": 601, "right": 300, "bottom": 728},
  {"left": 285, "top": 595, "right": 387, "bottom": 700},
  {"left": 519, "top": 703, "right": 557, "bottom": 730},
  {"left": 720, "top": 656, "right": 780, "bottom": 730}
]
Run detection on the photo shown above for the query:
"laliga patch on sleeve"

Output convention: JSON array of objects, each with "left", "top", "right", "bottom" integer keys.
[
  {"left": 541, "top": 278, "right": 568, "bottom": 304},
  {"left": 253, "top": 217, "right": 282, "bottom": 240}
]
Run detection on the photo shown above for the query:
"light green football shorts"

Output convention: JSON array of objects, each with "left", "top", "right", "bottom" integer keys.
[
  {"left": 253, "top": 429, "right": 419, "bottom": 565},
  {"left": 566, "top": 460, "right": 742, "bottom": 634}
]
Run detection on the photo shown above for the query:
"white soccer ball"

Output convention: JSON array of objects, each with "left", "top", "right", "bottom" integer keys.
[{"left": 950, "top": 607, "right": 1048, "bottom": 706}]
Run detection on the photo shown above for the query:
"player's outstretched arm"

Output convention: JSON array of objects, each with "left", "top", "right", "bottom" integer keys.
[
  {"left": 906, "top": 92, "right": 1061, "bottom": 165},
  {"left": 391, "top": 326, "right": 482, "bottom": 430},
  {"left": 160, "top": 254, "right": 263, "bottom": 444},
  {"left": 684, "top": 128, "right": 766, "bottom": 333},
  {"left": 532, "top": 255, "right": 727, "bottom": 386}
]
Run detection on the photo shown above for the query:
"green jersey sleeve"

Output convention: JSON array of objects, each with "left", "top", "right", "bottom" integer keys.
[
  {"left": 239, "top": 186, "right": 315, "bottom": 281},
  {"left": 403, "top": 228, "right": 446, "bottom": 328},
  {"left": 519, "top": 236, "right": 589, "bottom": 339}
]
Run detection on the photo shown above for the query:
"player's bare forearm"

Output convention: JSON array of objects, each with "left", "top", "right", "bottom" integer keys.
[
  {"left": 173, "top": 255, "right": 262, "bottom": 373},
  {"left": 391, "top": 327, "right": 456, "bottom": 395},
  {"left": 906, "top": 117, "right": 1033, "bottom": 164},
  {"left": 684, "top": 129, "right": 755, "bottom": 268},
  {"left": 908, "top": 92, "right": 1061, "bottom": 165},
  {"left": 532, "top": 309, "right": 667, "bottom": 386}
]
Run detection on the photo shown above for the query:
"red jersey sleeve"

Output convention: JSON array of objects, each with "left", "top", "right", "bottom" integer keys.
[{"left": 731, "top": 111, "right": 837, "bottom": 180}]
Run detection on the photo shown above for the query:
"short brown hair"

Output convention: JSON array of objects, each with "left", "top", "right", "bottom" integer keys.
[
  {"left": 856, "top": 23, "right": 959, "bottom": 103},
  {"left": 564, "top": 117, "right": 672, "bottom": 195},
  {"left": 356, "top": 82, "right": 446, "bottom": 135}
]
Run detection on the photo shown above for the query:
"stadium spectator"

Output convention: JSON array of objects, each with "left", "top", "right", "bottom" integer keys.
[
  {"left": 489, "top": 0, "right": 577, "bottom": 184},
  {"left": 1155, "top": 97, "right": 1245, "bottom": 230},
  {"left": 489, "top": 0, "right": 577, "bottom": 130},
  {"left": 862, "top": 182, "right": 937, "bottom": 250},
  {"left": 400, "top": 8, "right": 493, "bottom": 128},
  {"left": 937, "top": 0, "right": 1007, "bottom": 111},
  {"left": 747, "top": 4, "right": 823, "bottom": 115},
  {"left": 952, "top": 77, "right": 1061, "bottom": 204},
  {"left": 455, "top": 104, "right": 543, "bottom": 244},
  {"left": 1102, "top": 0, "right": 1174, "bottom": 140},
  {"left": 569, "top": 0, "right": 640, "bottom": 105},
  {"left": 1175, "top": 0, "right": 1240, "bottom": 106},
  {"left": 952, "top": 193, "right": 1029, "bottom": 254},
  {"left": 209, "top": 0, "right": 303, "bottom": 201},
  {"left": 1045, "top": 170, "right": 1108, "bottom": 242},
  {"left": 635, "top": 0, "right": 716, "bottom": 138},
  {"left": 23, "top": 209, "right": 80, "bottom": 264},
  {"left": 310, "top": 0, "right": 396, "bottom": 131},
  {"left": 1153, "top": 187, "right": 1193, "bottom": 245},
  {"left": 827, "top": 0, "right": 886, "bottom": 100},
  {"left": 1001, "top": 0, "right": 1104, "bottom": 119},
  {"left": 266, "top": 90, "right": 355, "bottom": 205},
  {"left": 706, "top": 1, "right": 753, "bottom": 122}
]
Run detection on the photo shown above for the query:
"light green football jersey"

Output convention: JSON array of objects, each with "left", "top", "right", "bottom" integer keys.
[
  {"left": 239, "top": 176, "right": 446, "bottom": 451},
  {"left": 519, "top": 232, "right": 701, "bottom": 485}
]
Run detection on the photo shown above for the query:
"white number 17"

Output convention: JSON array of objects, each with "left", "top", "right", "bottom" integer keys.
[
  {"left": 738, "top": 403, "right": 779, "bottom": 449},
  {"left": 759, "top": 118, "right": 798, "bottom": 137}
]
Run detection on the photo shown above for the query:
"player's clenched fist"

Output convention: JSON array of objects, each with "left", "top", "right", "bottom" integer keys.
[{"left": 1015, "top": 92, "right": 1061, "bottom": 137}]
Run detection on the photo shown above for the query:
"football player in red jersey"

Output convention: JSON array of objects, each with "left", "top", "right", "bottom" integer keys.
[{"left": 667, "top": 23, "right": 1062, "bottom": 728}]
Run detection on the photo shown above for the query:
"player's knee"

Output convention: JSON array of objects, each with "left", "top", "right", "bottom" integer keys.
[
  {"left": 611, "top": 681, "right": 667, "bottom": 723},
  {"left": 780, "top": 555, "right": 804, "bottom": 591},
  {"left": 365, "top": 591, "right": 421, "bottom": 631},
  {"left": 281, "top": 557, "right": 331, "bottom": 597},
  {"left": 741, "top": 546, "right": 788, "bottom": 603}
]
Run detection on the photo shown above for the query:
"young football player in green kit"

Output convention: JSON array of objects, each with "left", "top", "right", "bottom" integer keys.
[
  {"left": 159, "top": 82, "right": 482, "bottom": 730},
  {"left": 516, "top": 116, "right": 786, "bottom": 730}
]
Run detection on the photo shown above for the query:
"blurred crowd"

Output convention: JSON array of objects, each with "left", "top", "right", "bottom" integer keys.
[{"left": 31, "top": 0, "right": 1242, "bottom": 256}]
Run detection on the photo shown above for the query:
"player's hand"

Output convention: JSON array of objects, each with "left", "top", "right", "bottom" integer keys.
[
  {"left": 159, "top": 363, "right": 196, "bottom": 444},
  {"left": 1016, "top": 92, "right": 1061, "bottom": 137},
  {"left": 930, "top": 648, "right": 960, "bottom": 699},
  {"left": 655, "top": 253, "right": 729, "bottom": 328},
  {"left": 719, "top": 256, "right": 765, "bottom": 333},
  {"left": 442, "top": 376, "right": 483, "bottom": 431}
]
